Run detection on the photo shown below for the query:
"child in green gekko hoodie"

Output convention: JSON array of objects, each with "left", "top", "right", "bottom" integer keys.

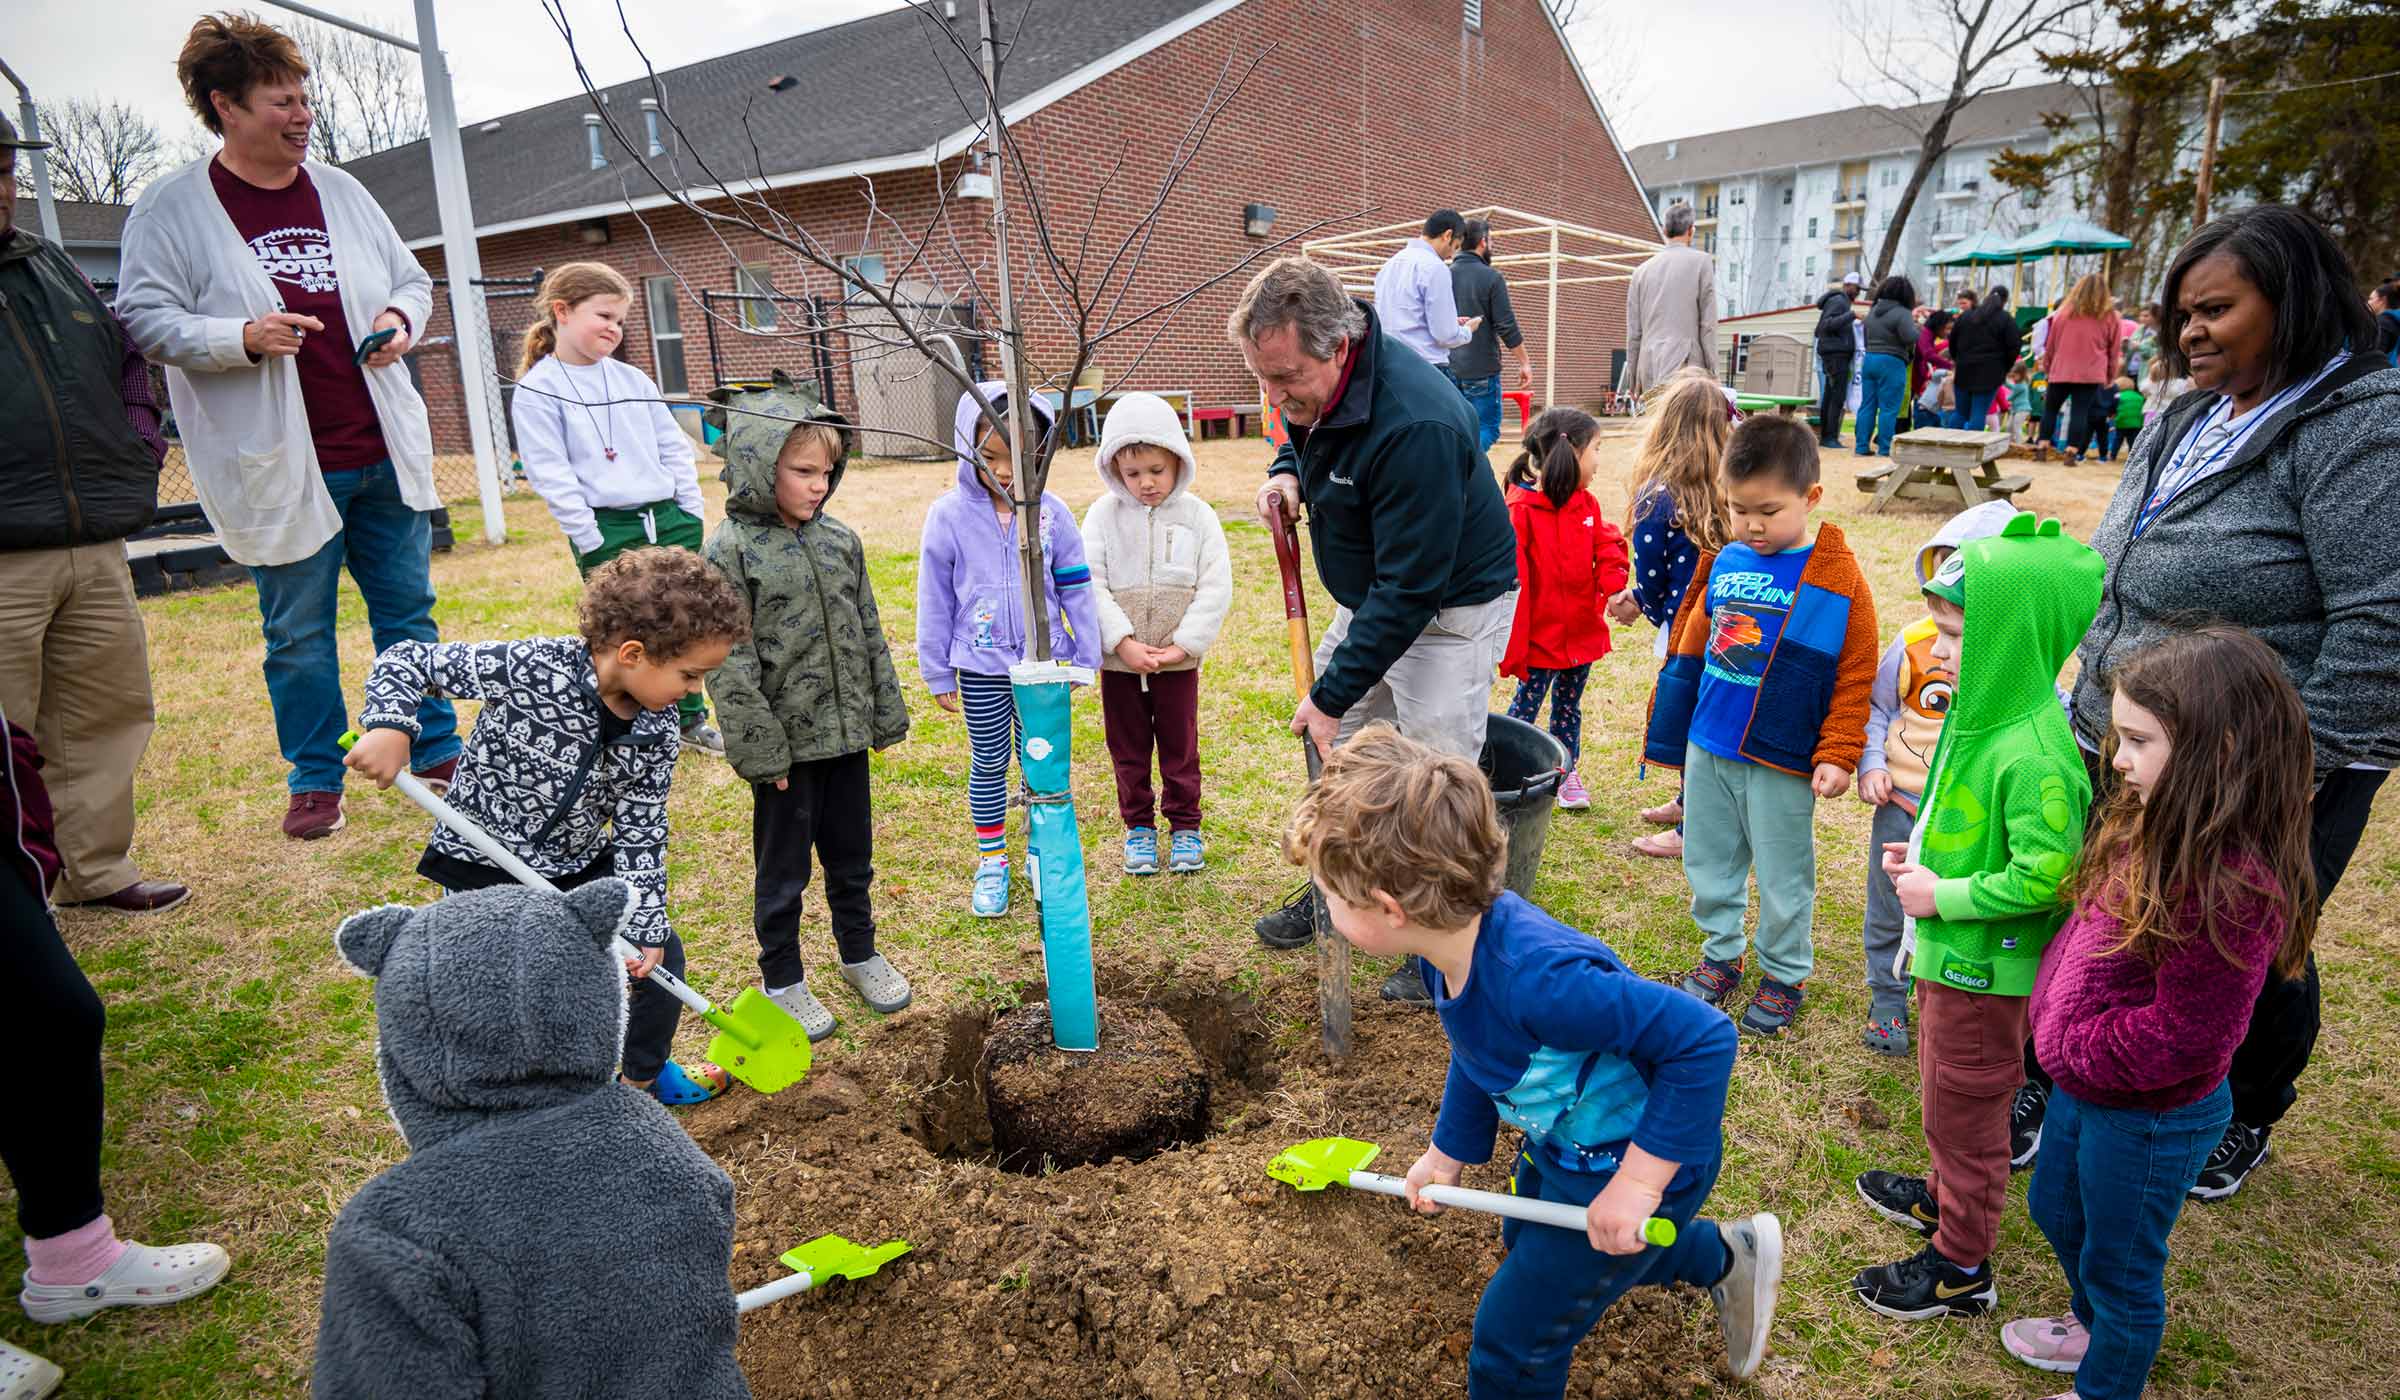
[{"left": 1844, "top": 513, "right": 2105, "bottom": 1325}]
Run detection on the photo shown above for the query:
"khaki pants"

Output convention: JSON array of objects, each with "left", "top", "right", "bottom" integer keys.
[
  {"left": 0, "top": 544, "right": 155, "bottom": 902},
  {"left": 1314, "top": 592, "right": 1516, "bottom": 760}
]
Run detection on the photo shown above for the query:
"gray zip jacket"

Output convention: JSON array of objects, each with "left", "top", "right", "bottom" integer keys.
[{"left": 2073, "top": 359, "right": 2400, "bottom": 783}]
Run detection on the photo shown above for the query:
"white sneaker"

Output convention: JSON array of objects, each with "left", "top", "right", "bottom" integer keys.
[
  {"left": 839, "top": 954, "right": 913, "bottom": 1014},
  {"left": 0, "top": 1339, "right": 62, "bottom": 1400},
  {"left": 19, "top": 1240, "right": 230, "bottom": 1323},
  {"left": 763, "top": 979, "right": 838, "bottom": 1043},
  {"left": 1711, "top": 1213, "right": 1783, "bottom": 1380}
]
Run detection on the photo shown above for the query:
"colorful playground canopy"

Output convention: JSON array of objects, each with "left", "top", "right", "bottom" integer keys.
[
  {"left": 1925, "top": 229, "right": 2023, "bottom": 267},
  {"left": 2000, "top": 218, "right": 2133, "bottom": 258}
]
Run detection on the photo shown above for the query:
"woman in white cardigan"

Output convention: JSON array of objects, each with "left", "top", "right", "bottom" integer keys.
[{"left": 116, "top": 14, "right": 459, "bottom": 841}]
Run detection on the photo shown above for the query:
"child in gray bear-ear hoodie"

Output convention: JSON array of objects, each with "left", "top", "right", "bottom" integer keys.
[{"left": 312, "top": 879, "right": 749, "bottom": 1400}]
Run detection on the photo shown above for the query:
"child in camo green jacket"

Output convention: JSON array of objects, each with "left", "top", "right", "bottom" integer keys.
[{"left": 704, "top": 375, "right": 912, "bottom": 1043}]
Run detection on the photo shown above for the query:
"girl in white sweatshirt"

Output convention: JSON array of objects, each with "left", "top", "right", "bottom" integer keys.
[
  {"left": 1080, "top": 393, "right": 1232, "bottom": 876},
  {"left": 511, "top": 262, "right": 719, "bottom": 752}
]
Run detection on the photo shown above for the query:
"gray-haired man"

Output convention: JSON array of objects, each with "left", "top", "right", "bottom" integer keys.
[{"left": 1623, "top": 202, "right": 1718, "bottom": 398}]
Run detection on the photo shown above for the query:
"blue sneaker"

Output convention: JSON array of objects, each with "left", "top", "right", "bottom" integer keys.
[
  {"left": 1168, "top": 829, "right": 1205, "bottom": 873},
  {"left": 1123, "top": 827, "right": 1161, "bottom": 876},
  {"left": 971, "top": 856, "right": 1010, "bottom": 917}
]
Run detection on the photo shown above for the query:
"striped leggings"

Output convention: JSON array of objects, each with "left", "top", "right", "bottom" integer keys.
[
  {"left": 958, "top": 671, "right": 1020, "bottom": 856},
  {"left": 1507, "top": 663, "right": 1590, "bottom": 766}
]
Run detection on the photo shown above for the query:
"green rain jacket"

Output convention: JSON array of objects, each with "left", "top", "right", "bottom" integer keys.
[
  {"left": 1907, "top": 513, "right": 2105, "bottom": 997},
  {"left": 703, "top": 377, "right": 909, "bottom": 783}
]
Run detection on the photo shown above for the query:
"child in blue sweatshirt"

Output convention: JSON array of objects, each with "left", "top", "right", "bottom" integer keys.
[{"left": 1283, "top": 723, "right": 1784, "bottom": 1399}]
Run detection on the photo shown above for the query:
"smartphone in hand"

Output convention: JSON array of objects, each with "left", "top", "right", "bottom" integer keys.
[{"left": 354, "top": 327, "right": 400, "bottom": 366}]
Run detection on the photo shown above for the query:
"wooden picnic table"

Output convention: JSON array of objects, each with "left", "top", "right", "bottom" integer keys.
[{"left": 1857, "top": 428, "right": 2031, "bottom": 512}]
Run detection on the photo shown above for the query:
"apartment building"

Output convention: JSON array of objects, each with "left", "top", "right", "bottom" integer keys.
[{"left": 1628, "top": 84, "right": 2095, "bottom": 317}]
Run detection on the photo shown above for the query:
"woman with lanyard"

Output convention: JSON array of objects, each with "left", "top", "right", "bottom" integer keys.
[{"left": 2020, "top": 205, "right": 2400, "bottom": 1203}]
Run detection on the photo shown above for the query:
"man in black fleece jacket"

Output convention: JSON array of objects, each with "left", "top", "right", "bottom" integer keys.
[{"left": 1229, "top": 257, "right": 1518, "bottom": 988}]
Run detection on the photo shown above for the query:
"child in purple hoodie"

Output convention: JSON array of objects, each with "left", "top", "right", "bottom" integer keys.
[
  {"left": 2002, "top": 625, "right": 2318, "bottom": 1400},
  {"left": 918, "top": 384, "right": 1102, "bottom": 917}
]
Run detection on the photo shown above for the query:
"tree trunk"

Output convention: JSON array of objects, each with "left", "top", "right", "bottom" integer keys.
[{"left": 1872, "top": 106, "right": 1960, "bottom": 284}]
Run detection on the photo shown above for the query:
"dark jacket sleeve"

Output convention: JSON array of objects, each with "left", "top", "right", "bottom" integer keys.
[
  {"left": 1488, "top": 274, "right": 1523, "bottom": 351},
  {"left": 1311, "top": 423, "right": 1477, "bottom": 717}
]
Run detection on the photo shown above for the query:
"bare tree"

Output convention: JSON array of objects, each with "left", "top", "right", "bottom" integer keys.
[
  {"left": 17, "top": 98, "right": 171, "bottom": 204},
  {"left": 1551, "top": 2, "right": 1653, "bottom": 139},
  {"left": 292, "top": 13, "right": 429, "bottom": 163},
  {"left": 1836, "top": 0, "right": 2095, "bottom": 282}
]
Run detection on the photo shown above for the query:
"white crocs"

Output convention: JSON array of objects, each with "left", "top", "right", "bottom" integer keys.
[
  {"left": 839, "top": 954, "right": 913, "bottom": 1015},
  {"left": 19, "top": 1240, "right": 230, "bottom": 1324},
  {"left": 764, "top": 979, "right": 838, "bottom": 1043},
  {"left": 0, "top": 1339, "right": 62, "bottom": 1400}
]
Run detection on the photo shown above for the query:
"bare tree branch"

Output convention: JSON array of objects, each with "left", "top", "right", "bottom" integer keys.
[{"left": 19, "top": 98, "right": 171, "bottom": 203}]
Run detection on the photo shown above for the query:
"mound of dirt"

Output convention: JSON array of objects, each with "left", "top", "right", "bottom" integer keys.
[
  {"left": 981, "top": 1001, "right": 1211, "bottom": 1171},
  {"left": 685, "top": 961, "right": 1728, "bottom": 1399}
]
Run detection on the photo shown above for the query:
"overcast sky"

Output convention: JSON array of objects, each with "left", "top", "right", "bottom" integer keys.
[{"left": 6, "top": 0, "right": 1999, "bottom": 166}]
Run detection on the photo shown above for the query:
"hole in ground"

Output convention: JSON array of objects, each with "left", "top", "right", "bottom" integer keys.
[{"left": 903, "top": 967, "right": 1278, "bottom": 1174}]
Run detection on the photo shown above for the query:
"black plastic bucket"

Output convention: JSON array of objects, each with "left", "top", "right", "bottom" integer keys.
[{"left": 1481, "top": 712, "right": 1568, "bottom": 899}]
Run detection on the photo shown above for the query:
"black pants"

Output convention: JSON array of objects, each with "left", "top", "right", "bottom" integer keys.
[
  {"left": 1817, "top": 352, "right": 1853, "bottom": 442},
  {"left": 431, "top": 852, "right": 687, "bottom": 1082},
  {"left": 2042, "top": 381, "right": 2099, "bottom": 453},
  {"left": 2031, "top": 755, "right": 2386, "bottom": 1128},
  {"left": 1, "top": 870, "right": 108, "bottom": 1239},
  {"left": 751, "top": 751, "right": 877, "bottom": 989}
]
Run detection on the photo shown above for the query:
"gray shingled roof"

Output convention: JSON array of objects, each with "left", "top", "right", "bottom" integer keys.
[
  {"left": 1627, "top": 82, "right": 2089, "bottom": 188},
  {"left": 49, "top": 200, "right": 132, "bottom": 246},
  {"left": 343, "top": 0, "right": 1216, "bottom": 243}
]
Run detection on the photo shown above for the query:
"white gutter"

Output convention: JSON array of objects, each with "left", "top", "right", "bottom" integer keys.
[{"left": 403, "top": 0, "right": 1249, "bottom": 250}]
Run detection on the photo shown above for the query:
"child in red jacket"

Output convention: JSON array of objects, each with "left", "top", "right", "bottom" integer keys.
[{"left": 1502, "top": 407, "right": 1630, "bottom": 811}]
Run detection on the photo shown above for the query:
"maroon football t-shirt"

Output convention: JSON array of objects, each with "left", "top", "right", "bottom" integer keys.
[{"left": 209, "top": 158, "right": 390, "bottom": 471}]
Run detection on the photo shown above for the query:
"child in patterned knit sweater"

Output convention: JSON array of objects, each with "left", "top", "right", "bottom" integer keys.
[
  {"left": 345, "top": 549, "right": 750, "bottom": 1107},
  {"left": 1997, "top": 627, "right": 2319, "bottom": 1399}
]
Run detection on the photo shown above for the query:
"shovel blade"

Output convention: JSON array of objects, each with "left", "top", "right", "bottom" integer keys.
[
  {"left": 705, "top": 988, "right": 814, "bottom": 1094},
  {"left": 780, "top": 1233, "right": 912, "bottom": 1283},
  {"left": 1266, "top": 1136, "right": 1382, "bottom": 1192}
]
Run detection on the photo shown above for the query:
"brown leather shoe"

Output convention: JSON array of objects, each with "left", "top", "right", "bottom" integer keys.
[
  {"left": 414, "top": 756, "right": 459, "bottom": 796},
  {"left": 69, "top": 880, "right": 193, "bottom": 914},
  {"left": 283, "top": 791, "right": 346, "bottom": 840}
]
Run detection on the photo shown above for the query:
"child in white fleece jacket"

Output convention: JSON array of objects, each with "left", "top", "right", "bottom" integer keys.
[{"left": 1080, "top": 393, "right": 1232, "bottom": 877}]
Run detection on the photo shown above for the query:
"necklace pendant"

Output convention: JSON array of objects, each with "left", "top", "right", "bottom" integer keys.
[{"left": 604, "top": 448, "right": 617, "bottom": 461}]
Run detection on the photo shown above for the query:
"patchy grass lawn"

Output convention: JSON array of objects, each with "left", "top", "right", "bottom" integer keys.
[{"left": 6, "top": 434, "right": 2395, "bottom": 1398}]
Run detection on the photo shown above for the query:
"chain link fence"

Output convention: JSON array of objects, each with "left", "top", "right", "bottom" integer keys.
[{"left": 408, "top": 271, "right": 543, "bottom": 500}]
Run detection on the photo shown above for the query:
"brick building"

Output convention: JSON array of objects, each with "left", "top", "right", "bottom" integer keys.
[{"left": 344, "top": 0, "right": 1658, "bottom": 455}]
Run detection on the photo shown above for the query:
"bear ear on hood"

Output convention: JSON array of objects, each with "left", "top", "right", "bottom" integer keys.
[
  {"left": 562, "top": 878, "right": 636, "bottom": 952},
  {"left": 335, "top": 903, "right": 416, "bottom": 979}
]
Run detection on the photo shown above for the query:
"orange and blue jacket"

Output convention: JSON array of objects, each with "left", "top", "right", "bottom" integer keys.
[{"left": 1640, "top": 520, "right": 1881, "bottom": 777}]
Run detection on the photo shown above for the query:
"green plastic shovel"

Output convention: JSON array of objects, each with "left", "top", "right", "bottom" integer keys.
[
  {"left": 1267, "top": 1137, "right": 1678, "bottom": 1246},
  {"left": 734, "top": 1234, "right": 912, "bottom": 1314},
  {"left": 341, "top": 730, "right": 813, "bottom": 1094}
]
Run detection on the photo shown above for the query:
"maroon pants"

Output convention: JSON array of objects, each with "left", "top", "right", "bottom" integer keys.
[
  {"left": 1100, "top": 667, "right": 1201, "bottom": 831},
  {"left": 1919, "top": 981, "right": 2031, "bottom": 1268}
]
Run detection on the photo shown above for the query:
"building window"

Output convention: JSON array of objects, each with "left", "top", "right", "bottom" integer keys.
[
  {"left": 840, "top": 253, "right": 887, "bottom": 297},
  {"left": 644, "top": 276, "right": 687, "bottom": 396},
  {"left": 1781, "top": 187, "right": 1792, "bottom": 206},
  {"left": 1463, "top": 0, "right": 1483, "bottom": 30},
  {"left": 736, "top": 262, "right": 778, "bottom": 331},
  {"left": 1807, "top": 217, "right": 1819, "bottom": 238},
  {"left": 1805, "top": 256, "right": 1817, "bottom": 279},
  {"left": 1881, "top": 166, "right": 1898, "bottom": 187},
  {"left": 1729, "top": 187, "right": 1746, "bottom": 206},
  {"left": 1778, "top": 260, "right": 1790, "bottom": 284}
]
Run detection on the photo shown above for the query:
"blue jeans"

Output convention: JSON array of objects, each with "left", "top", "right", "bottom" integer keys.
[
  {"left": 1855, "top": 353, "right": 1907, "bottom": 456},
  {"left": 2027, "top": 1081, "right": 2231, "bottom": 1400},
  {"left": 1447, "top": 369, "right": 1504, "bottom": 451},
  {"left": 1946, "top": 387, "right": 1995, "bottom": 431},
  {"left": 249, "top": 460, "right": 458, "bottom": 794},
  {"left": 1468, "top": 1147, "right": 1731, "bottom": 1400}
]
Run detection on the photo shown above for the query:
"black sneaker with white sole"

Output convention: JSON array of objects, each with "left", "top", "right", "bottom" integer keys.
[
  {"left": 2188, "top": 1121, "right": 2270, "bottom": 1202},
  {"left": 1851, "top": 1243, "right": 1995, "bottom": 1320},
  {"left": 2009, "top": 1079, "right": 2049, "bottom": 1172},
  {"left": 1254, "top": 883, "right": 1318, "bottom": 950},
  {"left": 1855, "top": 1170, "right": 1940, "bottom": 1237}
]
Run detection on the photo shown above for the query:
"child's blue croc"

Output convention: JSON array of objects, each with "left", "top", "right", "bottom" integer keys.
[
  {"left": 641, "top": 1059, "right": 732, "bottom": 1106},
  {"left": 1169, "top": 829, "right": 1205, "bottom": 873},
  {"left": 1123, "top": 827, "right": 1160, "bottom": 876},
  {"left": 971, "top": 856, "right": 1010, "bottom": 918}
]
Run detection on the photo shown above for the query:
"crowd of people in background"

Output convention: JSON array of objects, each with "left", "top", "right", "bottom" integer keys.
[{"left": 4, "top": 11, "right": 2400, "bottom": 1397}]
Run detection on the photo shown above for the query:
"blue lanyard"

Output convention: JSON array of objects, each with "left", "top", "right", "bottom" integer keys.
[{"left": 2129, "top": 359, "right": 2338, "bottom": 539}]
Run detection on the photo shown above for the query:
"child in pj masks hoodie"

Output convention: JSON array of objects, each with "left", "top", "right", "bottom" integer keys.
[{"left": 1854, "top": 501, "right": 2020, "bottom": 1057}]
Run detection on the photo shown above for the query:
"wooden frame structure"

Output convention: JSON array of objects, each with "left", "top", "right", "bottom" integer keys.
[{"left": 1302, "top": 205, "right": 1666, "bottom": 407}]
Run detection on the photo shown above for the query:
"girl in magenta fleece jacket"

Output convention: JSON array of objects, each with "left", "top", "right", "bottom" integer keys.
[{"left": 2005, "top": 626, "right": 2319, "bottom": 1400}]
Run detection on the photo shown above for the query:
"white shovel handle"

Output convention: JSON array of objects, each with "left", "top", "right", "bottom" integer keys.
[
  {"left": 382, "top": 768, "right": 715, "bottom": 1021},
  {"left": 734, "top": 1268, "right": 817, "bottom": 1314},
  {"left": 1345, "top": 1170, "right": 1592, "bottom": 1233}
]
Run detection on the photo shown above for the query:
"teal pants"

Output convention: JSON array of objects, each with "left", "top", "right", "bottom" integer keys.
[
  {"left": 1683, "top": 745, "right": 1817, "bottom": 985},
  {"left": 574, "top": 500, "right": 708, "bottom": 725}
]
